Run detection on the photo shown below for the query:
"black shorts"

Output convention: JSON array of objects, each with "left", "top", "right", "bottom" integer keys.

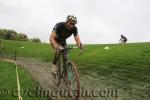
[
  {"left": 55, "top": 38, "right": 67, "bottom": 47},
  {"left": 51, "top": 38, "right": 67, "bottom": 49},
  {"left": 124, "top": 39, "right": 127, "bottom": 43}
]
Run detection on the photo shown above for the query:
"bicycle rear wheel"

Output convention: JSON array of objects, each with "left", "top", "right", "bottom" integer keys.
[{"left": 67, "top": 61, "right": 80, "bottom": 99}]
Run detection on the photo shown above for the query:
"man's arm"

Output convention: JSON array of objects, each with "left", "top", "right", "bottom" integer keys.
[
  {"left": 74, "top": 35, "right": 83, "bottom": 49},
  {"left": 119, "top": 38, "right": 122, "bottom": 41},
  {"left": 50, "top": 32, "right": 58, "bottom": 49}
]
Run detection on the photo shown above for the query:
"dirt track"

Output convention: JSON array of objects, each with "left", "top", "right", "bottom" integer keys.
[
  {"left": 2, "top": 57, "right": 149, "bottom": 100},
  {"left": 15, "top": 58, "right": 84, "bottom": 100},
  {"left": 5, "top": 56, "right": 147, "bottom": 100},
  {"left": 11, "top": 58, "right": 121, "bottom": 100}
]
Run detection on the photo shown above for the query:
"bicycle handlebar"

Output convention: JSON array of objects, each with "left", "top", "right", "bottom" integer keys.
[
  {"left": 59, "top": 46, "right": 78, "bottom": 50},
  {"left": 59, "top": 46, "right": 83, "bottom": 56}
]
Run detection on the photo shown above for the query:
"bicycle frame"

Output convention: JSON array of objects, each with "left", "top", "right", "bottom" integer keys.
[
  {"left": 58, "top": 47, "right": 75, "bottom": 81},
  {"left": 53, "top": 46, "right": 81, "bottom": 100}
]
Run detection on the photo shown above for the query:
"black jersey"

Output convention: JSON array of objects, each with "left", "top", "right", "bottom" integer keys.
[
  {"left": 52, "top": 22, "right": 78, "bottom": 45},
  {"left": 121, "top": 35, "right": 127, "bottom": 40}
]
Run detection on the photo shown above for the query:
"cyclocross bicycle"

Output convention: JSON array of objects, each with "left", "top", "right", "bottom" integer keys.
[{"left": 52, "top": 46, "right": 82, "bottom": 100}]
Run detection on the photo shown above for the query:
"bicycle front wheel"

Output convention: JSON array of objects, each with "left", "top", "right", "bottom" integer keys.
[{"left": 67, "top": 61, "right": 80, "bottom": 99}]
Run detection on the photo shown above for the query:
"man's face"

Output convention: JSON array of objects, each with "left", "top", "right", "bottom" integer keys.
[{"left": 66, "top": 20, "right": 75, "bottom": 30}]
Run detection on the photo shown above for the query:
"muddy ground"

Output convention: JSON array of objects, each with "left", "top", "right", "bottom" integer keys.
[{"left": 3, "top": 57, "right": 148, "bottom": 100}]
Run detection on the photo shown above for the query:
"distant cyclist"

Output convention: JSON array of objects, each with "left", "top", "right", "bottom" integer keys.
[
  {"left": 119, "top": 34, "right": 128, "bottom": 43},
  {"left": 50, "top": 15, "right": 84, "bottom": 74}
]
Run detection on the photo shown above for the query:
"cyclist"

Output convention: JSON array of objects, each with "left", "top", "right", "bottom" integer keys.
[
  {"left": 50, "top": 15, "right": 84, "bottom": 74},
  {"left": 119, "top": 34, "right": 128, "bottom": 43}
]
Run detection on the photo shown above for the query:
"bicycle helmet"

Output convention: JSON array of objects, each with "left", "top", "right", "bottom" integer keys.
[{"left": 66, "top": 15, "right": 77, "bottom": 24}]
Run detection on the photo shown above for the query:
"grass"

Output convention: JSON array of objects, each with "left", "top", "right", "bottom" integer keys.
[
  {"left": 0, "top": 60, "right": 46, "bottom": 100},
  {"left": 1, "top": 40, "right": 150, "bottom": 99},
  {"left": 75, "top": 43, "right": 150, "bottom": 100},
  {"left": 2, "top": 40, "right": 53, "bottom": 61}
]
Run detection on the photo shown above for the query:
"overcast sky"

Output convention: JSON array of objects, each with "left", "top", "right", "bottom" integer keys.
[{"left": 0, "top": 0, "right": 150, "bottom": 44}]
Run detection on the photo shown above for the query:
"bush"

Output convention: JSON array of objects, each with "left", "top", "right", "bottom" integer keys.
[
  {"left": 0, "top": 28, "right": 41, "bottom": 43},
  {"left": 17, "top": 33, "right": 28, "bottom": 41},
  {"left": 30, "top": 38, "right": 41, "bottom": 43}
]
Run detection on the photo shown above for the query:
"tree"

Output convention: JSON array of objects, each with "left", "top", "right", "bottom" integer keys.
[
  {"left": 5, "top": 30, "right": 18, "bottom": 40},
  {"left": 0, "top": 29, "right": 17, "bottom": 40},
  {"left": 17, "top": 33, "right": 28, "bottom": 41},
  {"left": 0, "top": 28, "right": 41, "bottom": 43},
  {"left": 30, "top": 38, "right": 41, "bottom": 43},
  {"left": 0, "top": 29, "right": 6, "bottom": 39}
]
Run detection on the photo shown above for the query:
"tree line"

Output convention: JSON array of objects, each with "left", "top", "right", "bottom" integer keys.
[{"left": 0, "top": 29, "right": 41, "bottom": 43}]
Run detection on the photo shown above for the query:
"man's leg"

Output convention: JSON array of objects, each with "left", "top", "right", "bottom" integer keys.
[
  {"left": 62, "top": 44, "right": 68, "bottom": 82},
  {"left": 51, "top": 49, "right": 60, "bottom": 74},
  {"left": 52, "top": 50, "right": 59, "bottom": 64},
  {"left": 51, "top": 41, "right": 65, "bottom": 74},
  {"left": 124, "top": 39, "right": 127, "bottom": 43},
  {"left": 50, "top": 41, "right": 59, "bottom": 73}
]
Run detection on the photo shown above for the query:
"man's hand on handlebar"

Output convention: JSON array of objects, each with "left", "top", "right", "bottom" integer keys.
[
  {"left": 78, "top": 43, "right": 84, "bottom": 49},
  {"left": 54, "top": 44, "right": 64, "bottom": 51}
]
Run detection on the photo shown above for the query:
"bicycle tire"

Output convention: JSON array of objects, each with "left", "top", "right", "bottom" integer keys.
[{"left": 67, "top": 61, "right": 80, "bottom": 100}]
